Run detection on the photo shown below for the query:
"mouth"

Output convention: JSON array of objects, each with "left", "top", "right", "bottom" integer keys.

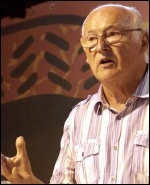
[
  {"left": 98, "top": 58, "right": 114, "bottom": 68},
  {"left": 100, "top": 59, "right": 114, "bottom": 64}
]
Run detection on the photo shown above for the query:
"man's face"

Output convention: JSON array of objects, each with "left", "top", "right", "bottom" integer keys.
[{"left": 82, "top": 7, "right": 146, "bottom": 84}]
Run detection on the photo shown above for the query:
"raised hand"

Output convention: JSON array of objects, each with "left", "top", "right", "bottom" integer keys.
[{"left": 1, "top": 136, "right": 44, "bottom": 184}]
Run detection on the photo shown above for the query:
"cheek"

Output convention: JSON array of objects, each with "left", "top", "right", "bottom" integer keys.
[
  {"left": 85, "top": 52, "right": 98, "bottom": 72},
  {"left": 85, "top": 53, "right": 97, "bottom": 73},
  {"left": 88, "top": 60, "right": 98, "bottom": 76},
  {"left": 125, "top": 46, "right": 141, "bottom": 62},
  {"left": 85, "top": 51, "right": 93, "bottom": 62},
  {"left": 122, "top": 41, "right": 141, "bottom": 57},
  {"left": 114, "top": 45, "right": 137, "bottom": 63}
]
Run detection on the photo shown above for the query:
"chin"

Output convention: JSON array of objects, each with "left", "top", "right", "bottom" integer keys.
[{"left": 97, "top": 71, "right": 116, "bottom": 81}]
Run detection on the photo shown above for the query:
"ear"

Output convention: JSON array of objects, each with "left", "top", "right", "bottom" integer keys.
[{"left": 141, "top": 31, "right": 149, "bottom": 51}]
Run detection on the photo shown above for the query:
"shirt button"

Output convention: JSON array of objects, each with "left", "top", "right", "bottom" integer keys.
[
  {"left": 111, "top": 177, "right": 115, "bottom": 181},
  {"left": 113, "top": 146, "right": 117, "bottom": 150}
]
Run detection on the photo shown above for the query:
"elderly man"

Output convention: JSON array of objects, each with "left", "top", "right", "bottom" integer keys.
[{"left": 1, "top": 3, "right": 149, "bottom": 184}]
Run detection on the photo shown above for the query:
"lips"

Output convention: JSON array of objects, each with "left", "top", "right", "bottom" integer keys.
[{"left": 100, "top": 59, "right": 113, "bottom": 64}]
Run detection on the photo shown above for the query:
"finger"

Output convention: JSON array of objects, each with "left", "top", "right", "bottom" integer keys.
[
  {"left": 1, "top": 159, "right": 11, "bottom": 179},
  {"left": 1, "top": 154, "right": 7, "bottom": 162},
  {"left": 1, "top": 155, "right": 14, "bottom": 173},
  {"left": 16, "top": 136, "right": 28, "bottom": 157}
]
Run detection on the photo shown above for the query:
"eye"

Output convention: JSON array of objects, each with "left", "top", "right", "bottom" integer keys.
[
  {"left": 107, "top": 31, "right": 120, "bottom": 37},
  {"left": 87, "top": 35, "right": 97, "bottom": 42}
]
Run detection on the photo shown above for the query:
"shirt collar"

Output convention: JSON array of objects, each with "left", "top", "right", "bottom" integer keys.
[
  {"left": 95, "top": 84, "right": 107, "bottom": 106},
  {"left": 133, "top": 63, "right": 149, "bottom": 98}
]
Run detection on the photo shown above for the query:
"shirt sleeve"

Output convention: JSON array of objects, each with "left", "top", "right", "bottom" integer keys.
[{"left": 49, "top": 109, "right": 76, "bottom": 184}]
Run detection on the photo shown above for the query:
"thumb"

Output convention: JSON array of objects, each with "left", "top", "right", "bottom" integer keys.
[{"left": 16, "top": 136, "right": 28, "bottom": 157}]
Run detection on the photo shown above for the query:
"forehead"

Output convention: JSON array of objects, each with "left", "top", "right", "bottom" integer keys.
[{"left": 83, "top": 7, "right": 131, "bottom": 33}]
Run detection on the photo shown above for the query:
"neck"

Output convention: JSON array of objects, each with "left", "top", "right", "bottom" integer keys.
[
  {"left": 103, "top": 85, "right": 133, "bottom": 111},
  {"left": 102, "top": 64, "right": 147, "bottom": 111}
]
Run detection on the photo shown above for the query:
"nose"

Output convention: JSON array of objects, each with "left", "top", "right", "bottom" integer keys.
[{"left": 95, "top": 36, "right": 110, "bottom": 52}]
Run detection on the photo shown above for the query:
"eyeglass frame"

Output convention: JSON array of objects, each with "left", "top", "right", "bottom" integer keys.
[{"left": 80, "top": 28, "right": 142, "bottom": 50}]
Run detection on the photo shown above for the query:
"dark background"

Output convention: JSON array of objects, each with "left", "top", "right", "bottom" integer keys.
[
  {"left": 1, "top": 94, "right": 82, "bottom": 183},
  {"left": 1, "top": 1, "right": 49, "bottom": 18}
]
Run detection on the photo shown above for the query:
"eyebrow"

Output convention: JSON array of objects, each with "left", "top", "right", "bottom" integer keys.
[
  {"left": 104, "top": 24, "right": 120, "bottom": 30},
  {"left": 84, "top": 25, "right": 120, "bottom": 35}
]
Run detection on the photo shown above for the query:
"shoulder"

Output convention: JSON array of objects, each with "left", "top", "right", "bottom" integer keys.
[
  {"left": 72, "top": 93, "right": 98, "bottom": 110},
  {"left": 64, "top": 93, "right": 98, "bottom": 127}
]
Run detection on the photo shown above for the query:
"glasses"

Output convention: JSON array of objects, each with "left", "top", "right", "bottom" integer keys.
[{"left": 80, "top": 28, "right": 142, "bottom": 50}]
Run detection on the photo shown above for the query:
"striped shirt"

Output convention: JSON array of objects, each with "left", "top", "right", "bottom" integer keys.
[{"left": 50, "top": 65, "right": 149, "bottom": 184}]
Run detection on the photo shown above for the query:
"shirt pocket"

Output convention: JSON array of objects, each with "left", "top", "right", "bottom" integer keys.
[
  {"left": 74, "top": 139, "right": 100, "bottom": 184},
  {"left": 132, "top": 130, "right": 149, "bottom": 176}
]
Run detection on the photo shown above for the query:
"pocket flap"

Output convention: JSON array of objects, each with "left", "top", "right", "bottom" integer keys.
[
  {"left": 134, "top": 130, "right": 149, "bottom": 148},
  {"left": 74, "top": 139, "right": 100, "bottom": 162}
]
